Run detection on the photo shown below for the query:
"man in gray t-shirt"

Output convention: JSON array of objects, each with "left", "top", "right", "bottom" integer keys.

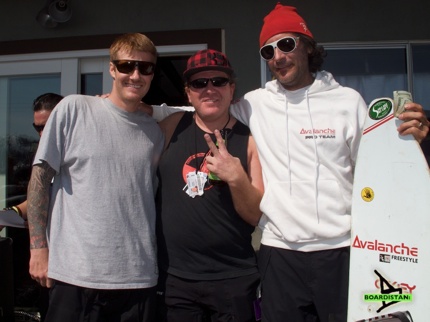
[{"left": 26, "top": 33, "right": 164, "bottom": 322}]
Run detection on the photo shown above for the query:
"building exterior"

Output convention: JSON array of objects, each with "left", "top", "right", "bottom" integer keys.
[{"left": 0, "top": 0, "right": 429, "bottom": 316}]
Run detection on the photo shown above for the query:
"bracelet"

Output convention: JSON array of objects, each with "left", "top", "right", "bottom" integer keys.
[
  {"left": 9, "top": 206, "right": 27, "bottom": 221},
  {"left": 11, "top": 206, "right": 22, "bottom": 216}
]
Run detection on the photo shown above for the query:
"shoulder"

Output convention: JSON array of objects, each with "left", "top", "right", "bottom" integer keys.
[
  {"left": 318, "top": 71, "right": 364, "bottom": 100},
  {"left": 242, "top": 87, "right": 268, "bottom": 101},
  {"left": 55, "top": 94, "right": 101, "bottom": 112},
  {"left": 159, "top": 111, "right": 186, "bottom": 133},
  {"left": 60, "top": 94, "right": 97, "bottom": 104},
  {"left": 337, "top": 85, "right": 364, "bottom": 100},
  {"left": 159, "top": 111, "right": 188, "bottom": 149}
]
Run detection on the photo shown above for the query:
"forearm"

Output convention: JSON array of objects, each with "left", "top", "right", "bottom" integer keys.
[
  {"left": 228, "top": 168, "right": 263, "bottom": 227},
  {"left": 204, "top": 130, "right": 263, "bottom": 226},
  {"left": 27, "top": 162, "right": 55, "bottom": 249},
  {"left": 152, "top": 104, "right": 194, "bottom": 122}
]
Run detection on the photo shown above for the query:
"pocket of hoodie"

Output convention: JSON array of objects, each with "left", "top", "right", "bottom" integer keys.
[{"left": 260, "top": 180, "right": 350, "bottom": 242}]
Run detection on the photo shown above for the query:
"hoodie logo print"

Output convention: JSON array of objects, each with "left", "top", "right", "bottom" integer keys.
[{"left": 300, "top": 128, "right": 336, "bottom": 139}]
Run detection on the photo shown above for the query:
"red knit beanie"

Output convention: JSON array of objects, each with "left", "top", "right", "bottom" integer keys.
[{"left": 259, "top": 2, "right": 313, "bottom": 47}]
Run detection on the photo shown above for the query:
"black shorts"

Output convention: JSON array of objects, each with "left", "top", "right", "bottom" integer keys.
[
  {"left": 45, "top": 281, "right": 156, "bottom": 322},
  {"left": 157, "top": 272, "right": 260, "bottom": 322},
  {"left": 258, "top": 244, "right": 350, "bottom": 322}
]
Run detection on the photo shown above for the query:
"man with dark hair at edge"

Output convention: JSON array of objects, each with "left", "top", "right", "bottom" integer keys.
[
  {"left": 1, "top": 92, "right": 63, "bottom": 322},
  {"left": 3, "top": 93, "right": 64, "bottom": 223},
  {"left": 156, "top": 49, "right": 263, "bottom": 322},
  {"left": 26, "top": 33, "right": 164, "bottom": 322}
]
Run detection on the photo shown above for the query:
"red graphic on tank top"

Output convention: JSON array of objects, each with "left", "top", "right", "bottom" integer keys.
[{"left": 183, "top": 152, "right": 212, "bottom": 190}]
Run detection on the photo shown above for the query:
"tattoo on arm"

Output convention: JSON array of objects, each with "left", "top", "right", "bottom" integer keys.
[{"left": 27, "top": 161, "right": 56, "bottom": 249}]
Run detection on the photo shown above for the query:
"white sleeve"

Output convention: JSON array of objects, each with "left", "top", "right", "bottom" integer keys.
[
  {"left": 230, "top": 96, "right": 252, "bottom": 126},
  {"left": 152, "top": 103, "right": 195, "bottom": 122}
]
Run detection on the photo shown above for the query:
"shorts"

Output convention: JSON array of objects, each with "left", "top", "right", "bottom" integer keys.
[
  {"left": 157, "top": 272, "right": 260, "bottom": 322},
  {"left": 45, "top": 281, "right": 156, "bottom": 322},
  {"left": 258, "top": 244, "right": 350, "bottom": 322}
]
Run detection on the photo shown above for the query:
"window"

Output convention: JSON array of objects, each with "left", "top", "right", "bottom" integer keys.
[
  {"left": 323, "top": 46, "right": 408, "bottom": 105},
  {"left": 411, "top": 44, "right": 430, "bottom": 112},
  {"left": 81, "top": 74, "right": 103, "bottom": 96}
]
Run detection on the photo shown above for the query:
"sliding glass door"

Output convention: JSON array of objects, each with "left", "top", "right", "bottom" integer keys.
[{"left": 0, "top": 51, "right": 110, "bottom": 217}]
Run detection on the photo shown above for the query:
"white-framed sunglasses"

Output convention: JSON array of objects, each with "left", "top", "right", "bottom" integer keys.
[{"left": 259, "top": 36, "right": 300, "bottom": 61}]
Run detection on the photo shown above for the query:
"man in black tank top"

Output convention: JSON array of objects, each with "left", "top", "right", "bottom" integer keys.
[{"left": 156, "top": 49, "right": 264, "bottom": 322}]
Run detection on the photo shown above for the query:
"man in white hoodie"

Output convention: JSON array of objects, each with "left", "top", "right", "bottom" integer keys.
[
  {"left": 228, "top": 4, "right": 429, "bottom": 322},
  {"left": 232, "top": 5, "right": 365, "bottom": 321}
]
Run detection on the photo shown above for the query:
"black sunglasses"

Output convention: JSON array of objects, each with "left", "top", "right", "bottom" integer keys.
[
  {"left": 259, "top": 36, "right": 300, "bottom": 61},
  {"left": 33, "top": 123, "right": 45, "bottom": 133},
  {"left": 112, "top": 60, "right": 155, "bottom": 75},
  {"left": 188, "top": 77, "right": 230, "bottom": 89}
]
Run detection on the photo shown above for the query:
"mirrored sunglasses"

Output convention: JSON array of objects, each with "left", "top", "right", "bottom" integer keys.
[
  {"left": 112, "top": 60, "right": 155, "bottom": 75},
  {"left": 188, "top": 77, "right": 230, "bottom": 89},
  {"left": 259, "top": 36, "right": 300, "bottom": 61},
  {"left": 33, "top": 123, "right": 45, "bottom": 133}
]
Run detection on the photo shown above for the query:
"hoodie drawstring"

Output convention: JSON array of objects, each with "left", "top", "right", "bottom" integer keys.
[
  {"left": 285, "top": 102, "right": 292, "bottom": 195},
  {"left": 305, "top": 90, "right": 321, "bottom": 223}
]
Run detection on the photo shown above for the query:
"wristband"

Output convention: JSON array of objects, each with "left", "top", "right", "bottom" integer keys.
[
  {"left": 11, "top": 206, "right": 22, "bottom": 216},
  {"left": 8, "top": 206, "right": 27, "bottom": 221}
]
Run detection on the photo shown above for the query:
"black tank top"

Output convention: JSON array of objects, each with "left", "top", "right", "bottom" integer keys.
[{"left": 156, "top": 112, "right": 258, "bottom": 280}]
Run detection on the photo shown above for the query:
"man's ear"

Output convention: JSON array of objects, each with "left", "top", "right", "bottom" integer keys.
[
  {"left": 185, "top": 87, "right": 192, "bottom": 104},
  {"left": 109, "top": 62, "right": 116, "bottom": 79}
]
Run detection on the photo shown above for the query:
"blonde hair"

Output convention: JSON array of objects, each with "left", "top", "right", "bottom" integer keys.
[{"left": 110, "top": 33, "right": 157, "bottom": 62}]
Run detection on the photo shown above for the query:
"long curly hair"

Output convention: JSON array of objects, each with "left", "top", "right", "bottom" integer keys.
[{"left": 299, "top": 34, "right": 326, "bottom": 73}]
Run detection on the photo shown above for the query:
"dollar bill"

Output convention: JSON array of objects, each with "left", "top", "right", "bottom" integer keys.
[{"left": 393, "top": 90, "right": 413, "bottom": 117}]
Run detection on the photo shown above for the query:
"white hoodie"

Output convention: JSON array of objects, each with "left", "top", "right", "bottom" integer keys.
[{"left": 232, "top": 71, "right": 367, "bottom": 252}]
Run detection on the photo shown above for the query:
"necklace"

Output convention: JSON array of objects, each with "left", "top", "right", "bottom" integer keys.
[{"left": 194, "top": 112, "right": 231, "bottom": 173}]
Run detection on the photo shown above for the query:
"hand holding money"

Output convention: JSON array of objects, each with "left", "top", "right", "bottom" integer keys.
[{"left": 393, "top": 90, "right": 413, "bottom": 117}]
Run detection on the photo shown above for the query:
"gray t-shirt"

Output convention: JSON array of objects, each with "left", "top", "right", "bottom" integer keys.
[{"left": 34, "top": 95, "right": 164, "bottom": 289}]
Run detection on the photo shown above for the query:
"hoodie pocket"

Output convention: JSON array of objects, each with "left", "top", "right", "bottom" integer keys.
[{"left": 260, "top": 180, "right": 350, "bottom": 243}]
